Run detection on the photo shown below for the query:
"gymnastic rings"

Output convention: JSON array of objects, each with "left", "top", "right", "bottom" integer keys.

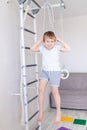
[{"left": 61, "top": 69, "right": 69, "bottom": 79}]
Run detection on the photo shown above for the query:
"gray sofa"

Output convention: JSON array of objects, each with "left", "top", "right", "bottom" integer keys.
[{"left": 50, "top": 73, "right": 87, "bottom": 110}]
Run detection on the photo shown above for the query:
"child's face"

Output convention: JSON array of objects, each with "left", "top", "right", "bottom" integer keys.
[{"left": 43, "top": 37, "right": 56, "bottom": 50}]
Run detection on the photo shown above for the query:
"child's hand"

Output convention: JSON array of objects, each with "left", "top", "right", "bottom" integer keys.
[
  {"left": 56, "top": 37, "right": 61, "bottom": 42},
  {"left": 39, "top": 38, "right": 43, "bottom": 43}
]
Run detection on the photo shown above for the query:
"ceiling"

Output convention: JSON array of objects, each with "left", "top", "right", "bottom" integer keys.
[{"left": 36, "top": 0, "right": 87, "bottom": 18}]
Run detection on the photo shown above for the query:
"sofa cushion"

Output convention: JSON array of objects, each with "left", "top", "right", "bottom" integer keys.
[
  {"left": 50, "top": 90, "right": 87, "bottom": 109},
  {"left": 50, "top": 73, "right": 87, "bottom": 110},
  {"left": 60, "top": 73, "right": 87, "bottom": 90}
]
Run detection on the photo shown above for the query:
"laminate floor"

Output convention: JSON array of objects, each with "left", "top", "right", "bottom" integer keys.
[{"left": 33, "top": 108, "right": 87, "bottom": 130}]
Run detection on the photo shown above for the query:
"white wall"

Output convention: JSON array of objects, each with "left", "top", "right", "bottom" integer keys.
[
  {"left": 55, "top": 15, "right": 87, "bottom": 72},
  {"left": 0, "top": 1, "right": 25, "bottom": 130}
]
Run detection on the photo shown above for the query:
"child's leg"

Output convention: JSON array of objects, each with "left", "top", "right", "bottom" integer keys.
[
  {"left": 37, "top": 79, "right": 48, "bottom": 122},
  {"left": 51, "top": 87, "right": 61, "bottom": 124}
]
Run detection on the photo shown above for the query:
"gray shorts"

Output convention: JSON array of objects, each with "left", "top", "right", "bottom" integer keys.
[{"left": 40, "top": 70, "right": 61, "bottom": 87}]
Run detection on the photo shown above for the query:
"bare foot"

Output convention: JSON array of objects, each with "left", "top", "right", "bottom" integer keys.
[
  {"left": 54, "top": 111, "right": 61, "bottom": 125},
  {"left": 54, "top": 117, "right": 61, "bottom": 124},
  {"left": 37, "top": 114, "right": 43, "bottom": 122}
]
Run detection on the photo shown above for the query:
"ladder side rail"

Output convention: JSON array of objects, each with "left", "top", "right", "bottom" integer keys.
[
  {"left": 20, "top": 4, "right": 29, "bottom": 130},
  {"left": 34, "top": 15, "right": 41, "bottom": 130}
]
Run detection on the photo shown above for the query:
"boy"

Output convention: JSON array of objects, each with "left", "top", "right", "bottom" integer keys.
[{"left": 30, "top": 31, "right": 71, "bottom": 124}]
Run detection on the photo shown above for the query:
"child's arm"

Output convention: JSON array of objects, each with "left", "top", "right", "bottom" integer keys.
[
  {"left": 30, "top": 38, "right": 43, "bottom": 52},
  {"left": 57, "top": 37, "right": 71, "bottom": 52}
]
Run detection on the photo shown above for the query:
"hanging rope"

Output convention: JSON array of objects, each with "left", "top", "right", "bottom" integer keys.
[
  {"left": 46, "top": 1, "right": 55, "bottom": 32},
  {"left": 59, "top": 15, "right": 69, "bottom": 79},
  {"left": 42, "top": 0, "right": 55, "bottom": 35}
]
